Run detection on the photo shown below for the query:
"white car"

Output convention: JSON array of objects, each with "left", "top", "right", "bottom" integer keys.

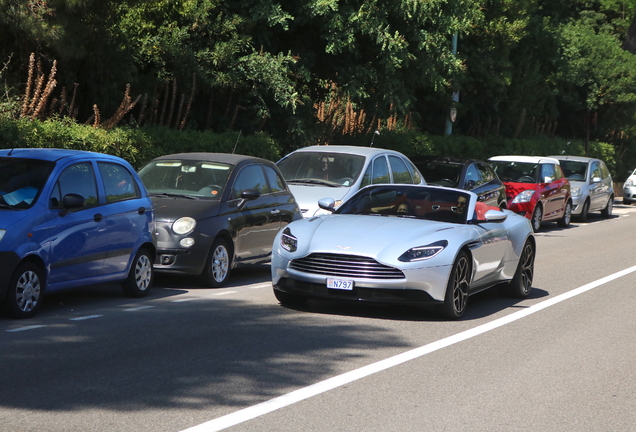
[
  {"left": 623, "top": 168, "right": 636, "bottom": 205},
  {"left": 277, "top": 145, "right": 425, "bottom": 217}
]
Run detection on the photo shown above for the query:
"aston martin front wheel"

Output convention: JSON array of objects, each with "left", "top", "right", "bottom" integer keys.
[
  {"left": 500, "top": 240, "right": 535, "bottom": 298},
  {"left": 438, "top": 251, "right": 471, "bottom": 320}
]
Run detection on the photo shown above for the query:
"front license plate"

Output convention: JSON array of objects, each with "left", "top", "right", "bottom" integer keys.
[{"left": 326, "top": 278, "right": 354, "bottom": 290}]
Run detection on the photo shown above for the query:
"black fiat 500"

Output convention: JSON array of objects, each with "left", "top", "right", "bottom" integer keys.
[{"left": 138, "top": 153, "right": 302, "bottom": 287}]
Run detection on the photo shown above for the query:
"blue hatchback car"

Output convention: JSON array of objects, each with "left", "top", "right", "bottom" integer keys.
[{"left": 0, "top": 148, "right": 156, "bottom": 318}]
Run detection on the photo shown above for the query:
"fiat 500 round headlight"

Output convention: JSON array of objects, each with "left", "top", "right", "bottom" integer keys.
[{"left": 172, "top": 217, "right": 196, "bottom": 235}]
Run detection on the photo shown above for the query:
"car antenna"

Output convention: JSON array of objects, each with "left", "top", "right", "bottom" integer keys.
[
  {"left": 232, "top": 129, "right": 242, "bottom": 154},
  {"left": 370, "top": 130, "right": 380, "bottom": 147}
]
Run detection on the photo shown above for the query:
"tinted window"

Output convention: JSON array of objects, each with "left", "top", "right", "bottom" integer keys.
[
  {"left": 479, "top": 163, "right": 495, "bottom": 182},
  {"left": 465, "top": 164, "right": 480, "bottom": 187},
  {"left": 388, "top": 156, "right": 414, "bottom": 184},
  {"left": 232, "top": 164, "right": 269, "bottom": 198},
  {"left": 51, "top": 162, "right": 98, "bottom": 208},
  {"left": 264, "top": 165, "right": 286, "bottom": 193},
  {"left": 98, "top": 162, "right": 138, "bottom": 203}
]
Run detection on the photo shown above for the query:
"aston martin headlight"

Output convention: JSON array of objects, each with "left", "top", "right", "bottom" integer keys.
[
  {"left": 570, "top": 187, "right": 581, "bottom": 198},
  {"left": 511, "top": 189, "right": 535, "bottom": 204},
  {"left": 399, "top": 240, "right": 448, "bottom": 262},
  {"left": 281, "top": 227, "right": 297, "bottom": 252},
  {"left": 172, "top": 217, "right": 196, "bottom": 235}
]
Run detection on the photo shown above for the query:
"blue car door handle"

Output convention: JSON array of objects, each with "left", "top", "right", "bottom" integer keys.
[
  {"left": 94, "top": 213, "right": 103, "bottom": 222},
  {"left": 138, "top": 207, "right": 146, "bottom": 215}
]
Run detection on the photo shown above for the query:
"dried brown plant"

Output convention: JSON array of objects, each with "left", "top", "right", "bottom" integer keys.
[{"left": 21, "top": 53, "right": 35, "bottom": 117}]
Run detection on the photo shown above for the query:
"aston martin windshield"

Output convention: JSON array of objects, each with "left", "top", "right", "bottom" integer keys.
[
  {"left": 336, "top": 185, "right": 470, "bottom": 224},
  {"left": 0, "top": 157, "right": 54, "bottom": 209},
  {"left": 138, "top": 159, "right": 232, "bottom": 200},
  {"left": 278, "top": 152, "right": 365, "bottom": 187}
]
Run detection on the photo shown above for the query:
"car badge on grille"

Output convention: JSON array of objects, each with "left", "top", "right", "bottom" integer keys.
[{"left": 336, "top": 246, "right": 351, "bottom": 250}]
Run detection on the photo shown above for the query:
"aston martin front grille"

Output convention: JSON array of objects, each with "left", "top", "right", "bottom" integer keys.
[{"left": 290, "top": 253, "right": 405, "bottom": 279}]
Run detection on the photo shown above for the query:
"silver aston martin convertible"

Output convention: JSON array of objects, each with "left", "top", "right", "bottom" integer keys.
[{"left": 271, "top": 184, "right": 535, "bottom": 319}]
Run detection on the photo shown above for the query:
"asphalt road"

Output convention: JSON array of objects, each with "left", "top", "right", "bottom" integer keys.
[{"left": 1, "top": 203, "right": 635, "bottom": 432}]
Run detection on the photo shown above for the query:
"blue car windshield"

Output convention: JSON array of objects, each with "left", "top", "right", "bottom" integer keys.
[{"left": 0, "top": 157, "right": 54, "bottom": 209}]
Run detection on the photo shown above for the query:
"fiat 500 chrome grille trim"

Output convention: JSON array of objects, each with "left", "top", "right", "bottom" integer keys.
[{"left": 290, "top": 253, "right": 405, "bottom": 279}]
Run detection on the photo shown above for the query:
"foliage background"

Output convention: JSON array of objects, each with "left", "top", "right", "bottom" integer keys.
[{"left": 1, "top": 0, "right": 636, "bottom": 178}]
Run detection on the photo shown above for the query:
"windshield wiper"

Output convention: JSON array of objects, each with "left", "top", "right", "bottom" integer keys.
[
  {"left": 150, "top": 192, "right": 199, "bottom": 200},
  {"left": 287, "top": 179, "right": 340, "bottom": 187}
]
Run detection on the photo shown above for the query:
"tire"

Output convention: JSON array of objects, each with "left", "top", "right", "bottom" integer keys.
[
  {"left": 578, "top": 200, "right": 590, "bottom": 222},
  {"left": 601, "top": 196, "right": 614, "bottom": 218},
  {"left": 122, "top": 248, "right": 153, "bottom": 298},
  {"left": 437, "top": 251, "right": 471, "bottom": 319},
  {"left": 2, "top": 262, "right": 44, "bottom": 319},
  {"left": 201, "top": 238, "right": 232, "bottom": 288},
  {"left": 273, "top": 288, "right": 308, "bottom": 306},
  {"left": 557, "top": 200, "right": 572, "bottom": 228},
  {"left": 499, "top": 240, "right": 535, "bottom": 298},
  {"left": 531, "top": 204, "right": 542, "bottom": 232}
]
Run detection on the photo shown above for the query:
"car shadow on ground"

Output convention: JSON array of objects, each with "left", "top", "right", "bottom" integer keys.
[{"left": 278, "top": 285, "right": 550, "bottom": 322}]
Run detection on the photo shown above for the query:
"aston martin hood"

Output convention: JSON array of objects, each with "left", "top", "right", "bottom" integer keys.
[{"left": 293, "top": 214, "right": 456, "bottom": 258}]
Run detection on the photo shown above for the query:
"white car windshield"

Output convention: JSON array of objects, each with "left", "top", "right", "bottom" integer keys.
[{"left": 278, "top": 152, "right": 365, "bottom": 187}]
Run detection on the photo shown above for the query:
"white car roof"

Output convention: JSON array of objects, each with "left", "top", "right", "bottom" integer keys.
[
  {"left": 286, "top": 145, "right": 406, "bottom": 157},
  {"left": 488, "top": 155, "right": 561, "bottom": 165}
]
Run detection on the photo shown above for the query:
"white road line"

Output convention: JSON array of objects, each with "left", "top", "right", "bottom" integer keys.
[
  {"left": 180, "top": 264, "right": 636, "bottom": 432},
  {"left": 5, "top": 325, "right": 46, "bottom": 333},
  {"left": 171, "top": 298, "right": 197, "bottom": 303},
  {"left": 69, "top": 315, "right": 103, "bottom": 321},
  {"left": 123, "top": 305, "right": 154, "bottom": 311}
]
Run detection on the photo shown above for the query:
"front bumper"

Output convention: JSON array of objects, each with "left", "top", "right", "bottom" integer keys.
[
  {"left": 271, "top": 250, "right": 451, "bottom": 304},
  {"left": 153, "top": 222, "right": 213, "bottom": 275},
  {"left": 623, "top": 186, "right": 636, "bottom": 203}
]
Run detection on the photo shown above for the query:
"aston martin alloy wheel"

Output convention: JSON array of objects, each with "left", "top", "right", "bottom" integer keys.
[
  {"left": 439, "top": 251, "right": 471, "bottom": 319},
  {"left": 500, "top": 240, "right": 535, "bottom": 298}
]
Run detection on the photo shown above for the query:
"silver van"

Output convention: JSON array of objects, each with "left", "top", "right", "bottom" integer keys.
[{"left": 550, "top": 155, "right": 613, "bottom": 221}]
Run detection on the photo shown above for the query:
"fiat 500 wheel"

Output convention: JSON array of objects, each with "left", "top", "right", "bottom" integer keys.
[
  {"left": 2, "top": 262, "right": 44, "bottom": 319},
  {"left": 201, "top": 238, "right": 231, "bottom": 288}
]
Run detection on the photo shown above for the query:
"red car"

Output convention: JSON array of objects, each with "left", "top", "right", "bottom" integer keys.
[{"left": 488, "top": 156, "right": 572, "bottom": 232}]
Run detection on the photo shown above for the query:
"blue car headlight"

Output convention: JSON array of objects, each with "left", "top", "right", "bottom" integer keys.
[
  {"left": 281, "top": 227, "right": 297, "bottom": 252},
  {"left": 512, "top": 189, "right": 535, "bottom": 204},
  {"left": 399, "top": 240, "right": 448, "bottom": 262}
]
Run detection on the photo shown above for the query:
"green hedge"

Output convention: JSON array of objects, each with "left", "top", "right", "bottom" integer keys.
[{"left": 1, "top": 116, "right": 631, "bottom": 178}]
